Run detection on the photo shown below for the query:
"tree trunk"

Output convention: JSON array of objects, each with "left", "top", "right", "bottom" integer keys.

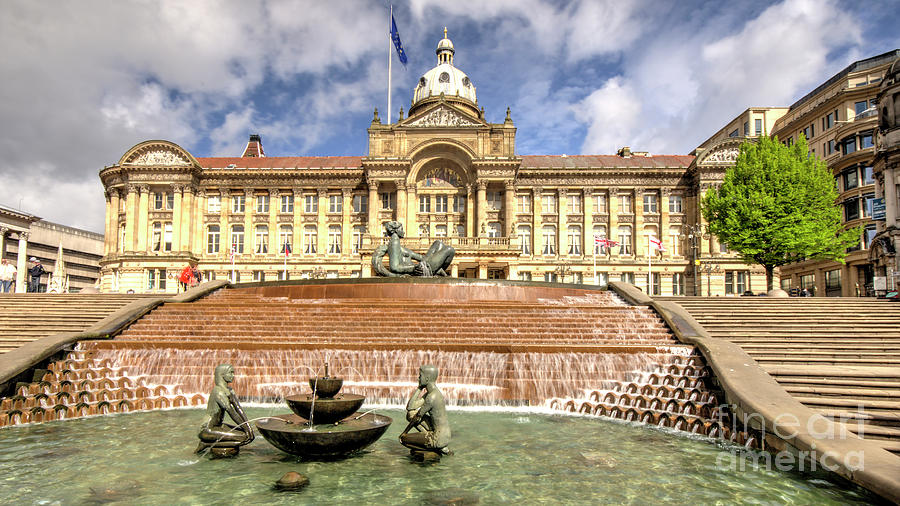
[{"left": 765, "top": 265, "right": 774, "bottom": 292}]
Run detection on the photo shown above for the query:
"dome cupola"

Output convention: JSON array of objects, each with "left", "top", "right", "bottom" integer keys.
[{"left": 409, "top": 28, "right": 478, "bottom": 118}]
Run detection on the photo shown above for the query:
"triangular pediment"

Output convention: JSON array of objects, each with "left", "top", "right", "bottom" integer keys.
[{"left": 403, "top": 104, "right": 483, "bottom": 128}]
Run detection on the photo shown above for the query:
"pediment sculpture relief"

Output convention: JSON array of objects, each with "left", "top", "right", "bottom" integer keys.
[
  {"left": 408, "top": 107, "right": 478, "bottom": 128},
  {"left": 131, "top": 149, "right": 190, "bottom": 166}
]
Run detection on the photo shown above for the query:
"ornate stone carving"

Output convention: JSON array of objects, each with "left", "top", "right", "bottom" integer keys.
[
  {"left": 542, "top": 215, "right": 558, "bottom": 224},
  {"left": 491, "top": 140, "right": 501, "bottom": 153},
  {"left": 270, "top": 188, "right": 280, "bottom": 198},
  {"left": 619, "top": 215, "right": 634, "bottom": 224},
  {"left": 608, "top": 186, "right": 619, "bottom": 196},
  {"left": 137, "top": 184, "right": 150, "bottom": 194},
  {"left": 278, "top": 215, "right": 293, "bottom": 223},
  {"left": 408, "top": 106, "right": 479, "bottom": 127},
  {"left": 18, "top": 231, "right": 29, "bottom": 241},
  {"left": 132, "top": 149, "right": 190, "bottom": 166},
  {"left": 702, "top": 147, "right": 740, "bottom": 164},
  {"left": 593, "top": 214, "right": 609, "bottom": 223},
  {"left": 228, "top": 215, "right": 243, "bottom": 224},
  {"left": 670, "top": 215, "right": 683, "bottom": 224},
  {"left": 566, "top": 215, "right": 583, "bottom": 224},
  {"left": 303, "top": 215, "right": 318, "bottom": 223}
]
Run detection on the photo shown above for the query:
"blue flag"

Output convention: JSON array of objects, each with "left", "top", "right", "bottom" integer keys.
[{"left": 391, "top": 14, "right": 407, "bottom": 67}]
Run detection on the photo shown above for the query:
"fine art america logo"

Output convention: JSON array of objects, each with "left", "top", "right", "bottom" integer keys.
[{"left": 714, "top": 404, "right": 867, "bottom": 473}]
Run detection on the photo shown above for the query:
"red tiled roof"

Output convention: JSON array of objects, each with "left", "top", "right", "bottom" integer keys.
[
  {"left": 196, "top": 156, "right": 364, "bottom": 169},
  {"left": 194, "top": 154, "right": 694, "bottom": 170},
  {"left": 521, "top": 155, "right": 694, "bottom": 169}
]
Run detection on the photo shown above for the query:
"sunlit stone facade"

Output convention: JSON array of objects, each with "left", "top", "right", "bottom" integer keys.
[{"left": 98, "top": 34, "right": 765, "bottom": 295}]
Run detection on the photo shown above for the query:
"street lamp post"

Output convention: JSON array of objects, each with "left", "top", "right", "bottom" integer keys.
[
  {"left": 554, "top": 262, "right": 572, "bottom": 284},
  {"left": 700, "top": 263, "right": 721, "bottom": 297},
  {"left": 682, "top": 223, "right": 704, "bottom": 296}
]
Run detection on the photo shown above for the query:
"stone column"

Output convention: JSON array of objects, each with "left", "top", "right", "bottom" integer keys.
[
  {"left": 244, "top": 189, "right": 254, "bottom": 256},
  {"left": 0, "top": 227, "right": 6, "bottom": 262},
  {"left": 451, "top": 263, "right": 459, "bottom": 277},
  {"left": 465, "top": 184, "right": 475, "bottom": 237},
  {"left": 341, "top": 188, "right": 352, "bottom": 256},
  {"left": 367, "top": 180, "right": 379, "bottom": 236},
  {"left": 531, "top": 186, "right": 541, "bottom": 255},
  {"left": 15, "top": 232, "right": 28, "bottom": 293},
  {"left": 172, "top": 184, "right": 183, "bottom": 252},
  {"left": 504, "top": 180, "right": 516, "bottom": 237},
  {"left": 397, "top": 182, "right": 407, "bottom": 232},
  {"left": 608, "top": 187, "right": 619, "bottom": 257},
  {"left": 406, "top": 184, "right": 417, "bottom": 236},
  {"left": 219, "top": 190, "right": 229, "bottom": 257},
  {"left": 292, "top": 187, "right": 303, "bottom": 257},
  {"left": 699, "top": 185, "right": 712, "bottom": 256},
  {"left": 476, "top": 181, "right": 487, "bottom": 235},
  {"left": 315, "top": 188, "right": 328, "bottom": 255},
  {"left": 123, "top": 185, "right": 137, "bottom": 253},
  {"left": 188, "top": 187, "right": 201, "bottom": 254},
  {"left": 660, "top": 188, "right": 671, "bottom": 258},
  {"left": 478, "top": 263, "right": 487, "bottom": 279},
  {"left": 557, "top": 188, "right": 566, "bottom": 255},
  {"left": 136, "top": 184, "right": 150, "bottom": 252},
  {"left": 269, "top": 189, "right": 279, "bottom": 256},
  {"left": 583, "top": 188, "right": 593, "bottom": 258},
  {"left": 634, "top": 188, "right": 645, "bottom": 260},
  {"left": 103, "top": 191, "right": 114, "bottom": 256},
  {"left": 507, "top": 263, "right": 518, "bottom": 280}
]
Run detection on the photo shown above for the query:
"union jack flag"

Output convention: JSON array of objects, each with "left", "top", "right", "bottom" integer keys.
[{"left": 594, "top": 235, "right": 619, "bottom": 247}]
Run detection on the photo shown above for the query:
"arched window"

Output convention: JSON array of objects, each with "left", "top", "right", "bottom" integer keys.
[
  {"left": 303, "top": 225, "right": 317, "bottom": 254},
  {"left": 328, "top": 225, "right": 341, "bottom": 254},
  {"left": 352, "top": 225, "right": 365, "bottom": 254},
  {"left": 567, "top": 225, "right": 582, "bottom": 255},
  {"left": 279, "top": 225, "right": 293, "bottom": 254},
  {"left": 593, "top": 225, "right": 607, "bottom": 255},
  {"left": 618, "top": 225, "right": 632, "bottom": 255},
  {"left": 518, "top": 225, "right": 531, "bottom": 255},
  {"left": 542, "top": 225, "right": 556, "bottom": 255},
  {"left": 255, "top": 225, "right": 268, "bottom": 254}
]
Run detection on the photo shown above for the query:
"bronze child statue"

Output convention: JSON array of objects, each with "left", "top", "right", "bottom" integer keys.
[
  {"left": 400, "top": 364, "right": 451, "bottom": 455},
  {"left": 196, "top": 364, "right": 255, "bottom": 455}
]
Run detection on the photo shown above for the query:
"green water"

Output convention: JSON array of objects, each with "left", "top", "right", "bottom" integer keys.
[{"left": 0, "top": 408, "right": 877, "bottom": 504}]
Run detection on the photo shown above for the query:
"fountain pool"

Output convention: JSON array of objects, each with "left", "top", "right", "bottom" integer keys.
[{"left": 0, "top": 408, "right": 875, "bottom": 504}]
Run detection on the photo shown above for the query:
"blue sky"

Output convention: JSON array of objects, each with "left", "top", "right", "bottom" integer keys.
[{"left": 1, "top": 0, "right": 898, "bottom": 232}]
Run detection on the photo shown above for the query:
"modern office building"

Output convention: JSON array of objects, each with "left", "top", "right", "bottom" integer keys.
[
  {"left": 0, "top": 204, "right": 104, "bottom": 292},
  {"left": 98, "top": 32, "right": 765, "bottom": 296}
]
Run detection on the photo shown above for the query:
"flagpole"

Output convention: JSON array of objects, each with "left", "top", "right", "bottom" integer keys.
[
  {"left": 593, "top": 235, "right": 598, "bottom": 285},
  {"left": 387, "top": 4, "right": 392, "bottom": 125}
]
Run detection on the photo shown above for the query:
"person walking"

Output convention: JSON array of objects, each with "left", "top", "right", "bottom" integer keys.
[
  {"left": 28, "top": 257, "right": 45, "bottom": 293},
  {"left": 0, "top": 259, "right": 16, "bottom": 293}
]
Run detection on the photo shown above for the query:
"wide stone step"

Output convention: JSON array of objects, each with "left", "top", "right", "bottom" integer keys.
[
  {"left": 781, "top": 385, "right": 900, "bottom": 399},
  {"left": 795, "top": 395, "right": 900, "bottom": 411}
]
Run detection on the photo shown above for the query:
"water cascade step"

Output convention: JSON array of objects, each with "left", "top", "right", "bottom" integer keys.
[{"left": 656, "top": 296, "right": 900, "bottom": 455}]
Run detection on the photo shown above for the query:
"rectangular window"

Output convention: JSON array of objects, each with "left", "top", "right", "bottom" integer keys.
[
  {"left": 518, "top": 225, "right": 531, "bottom": 255},
  {"left": 725, "top": 271, "right": 748, "bottom": 295},
  {"left": 328, "top": 195, "right": 343, "bottom": 214},
  {"left": 860, "top": 131, "right": 874, "bottom": 149},
  {"left": 651, "top": 273, "right": 661, "bottom": 295},
  {"left": 864, "top": 225, "right": 877, "bottom": 249},
  {"left": 233, "top": 195, "right": 245, "bottom": 213},
  {"left": 487, "top": 191, "right": 502, "bottom": 211},
  {"left": 542, "top": 194, "right": 557, "bottom": 214},
  {"left": 620, "top": 272, "right": 635, "bottom": 284},
  {"left": 842, "top": 168, "right": 859, "bottom": 190},
  {"left": 434, "top": 195, "right": 448, "bottom": 213},
  {"left": 253, "top": 271, "right": 265, "bottom": 282},
  {"left": 729, "top": 129, "right": 739, "bottom": 138},
  {"left": 281, "top": 194, "right": 294, "bottom": 213},
  {"left": 567, "top": 227, "right": 581, "bottom": 255},
  {"left": 568, "top": 194, "right": 582, "bottom": 214},
  {"left": 163, "top": 223, "right": 172, "bottom": 251},
  {"left": 800, "top": 274, "right": 815, "bottom": 296},
  {"left": 844, "top": 198, "right": 860, "bottom": 221},
  {"left": 642, "top": 193, "right": 658, "bottom": 213},
  {"left": 743, "top": 121, "right": 749, "bottom": 136},
  {"left": 147, "top": 269, "right": 167, "bottom": 291},
  {"left": 802, "top": 126, "right": 810, "bottom": 140},
  {"left": 230, "top": 225, "right": 244, "bottom": 254},
  {"left": 277, "top": 271, "right": 289, "bottom": 281},
  {"left": 827, "top": 139, "right": 835, "bottom": 154},
  {"left": 619, "top": 195, "right": 633, "bottom": 214},
  {"left": 207, "top": 196, "right": 221, "bottom": 213},
  {"left": 453, "top": 195, "right": 465, "bottom": 213},
  {"left": 669, "top": 195, "right": 683, "bottom": 213},
  {"left": 825, "top": 269, "right": 841, "bottom": 290},
  {"left": 517, "top": 194, "right": 532, "bottom": 213},
  {"left": 352, "top": 226, "right": 365, "bottom": 254},
  {"left": 151, "top": 222, "right": 162, "bottom": 252},
  {"left": 618, "top": 226, "right": 632, "bottom": 255},
  {"left": 434, "top": 224, "right": 447, "bottom": 237},
  {"left": 861, "top": 165, "right": 874, "bottom": 185},
  {"left": 279, "top": 226, "right": 292, "bottom": 254},
  {"left": 419, "top": 195, "right": 431, "bottom": 213},
  {"left": 754, "top": 119, "right": 762, "bottom": 136},
  {"left": 257, "top": 195, "right": 269, "bottom": 213},
  {"left": 855, "top": 100, "right": 868, "bottom": 116},
  {"left": 351, "top": 195, "right": 368, "bottom": 214},
  {"left": 863, "top": 193, "right": 876, "bottom": 217},
  {"left": 825, "top": 112, "right": 834, "bottom": 129},
  {"left": 595, "top": 194, "right": 608, "bottom": 213},
  {"left": 380, "top": 192, "right": 396, "bottom": 210},
  {"left": 304, "top": 194, "right": 318, "bottom": 214},
  {"left": 672, "top": 273, "right": 684, "bottom": 295}
]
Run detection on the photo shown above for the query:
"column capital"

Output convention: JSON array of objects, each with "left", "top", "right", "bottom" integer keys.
[
  {"left": 505, "top": 180, "right": 516, "bottom": 190},
  {"left": 477, "top": 181, "right": 488, "bottom": 191},
  {"left": 557, "top": 187, "right": 568, "bottom": 197},
  {"left": 608, "top": 186, "right": 619, "bottom": 196},
  {"left": 0, "top": 226, "right": 9, "bottom": 235},
  {"left": 661, "top": 187, "right": 672, "bottom": 197},
  {"left": 317, "top": 187, "right": 328, "bottom": 197},
  {"left": 341, "top": 188, "right": 352, "bottom": 198},
  {"left": 396, "top": 181, "right": 407, "bottom": 191},
  {"left": 532, "top": 186, "right": 542, "bottom": 195},
  {"left": 172, "top": 184, "right": 184, "bottom": 194},
  {"left": 244, "top": 188, "right": 255, "bottom": 198},
  {"left": 18, "top": 231, "right": 29, "bottom": 241},
  {"left": 137, "top": 184, "right": 150, "bottom": 194},
  {"left": 634, "top": 187, "right": 644, "bottom": 197},
  {"left": 270, "top": 188, "right": 280, "bottom": 198},
  {"left": 219, "top": 189, "right": 229, "bottom": 197}
]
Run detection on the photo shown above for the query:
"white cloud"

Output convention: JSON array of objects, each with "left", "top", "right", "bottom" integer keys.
[
  {"left": 210, "top": 109, "right": 256, "bottom": 156},
  {"left": 574, "top": 77, "right": 642, "bottom": 154}
]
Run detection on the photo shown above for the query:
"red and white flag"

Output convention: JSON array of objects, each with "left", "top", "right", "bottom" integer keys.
[
  {"left": 649, "top": 236, "right": 665, "bottom": 251},
  {"left": 284, "top": 241, "right": 292, "bottom": 258},
  {"left": 594, "top": 235, "right": 619, "bottom": 248}
]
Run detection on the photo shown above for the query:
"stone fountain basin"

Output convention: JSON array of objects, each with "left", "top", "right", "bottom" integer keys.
[
  {"left": 256, "top": 412, "right": 393, "bottom": 456},
  {"left": 285, "top": 393, "right": 364, "bottom": 425},
  {"left": 309, "top": 377, "right": 343, "bottom": 398}
]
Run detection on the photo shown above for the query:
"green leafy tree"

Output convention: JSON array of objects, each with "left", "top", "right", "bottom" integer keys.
[{"left": 702, "top": 134, "right": 859, "bottom": 292}]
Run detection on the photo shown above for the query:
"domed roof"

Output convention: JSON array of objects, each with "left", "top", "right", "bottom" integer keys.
[{"left": 410, "top": 28, "right": 477, "bottom": 115}]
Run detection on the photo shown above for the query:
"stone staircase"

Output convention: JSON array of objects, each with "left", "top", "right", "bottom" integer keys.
[
  {"left": 657, "top": 296, "right": 900, "bottom": 456},
  {"left": 0, "top": 293, "right": 155, "bottom": 354}
]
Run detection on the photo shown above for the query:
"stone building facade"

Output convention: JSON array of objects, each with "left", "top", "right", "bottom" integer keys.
[
  {"left": 98, "top": 32, "right": 765, "bottom": 295},
  {"left": 774, "top": 50, "right": 899, "bottom": 296},
  {"left": 869, "top": 57, "right": 900, "bottom": 292}
]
